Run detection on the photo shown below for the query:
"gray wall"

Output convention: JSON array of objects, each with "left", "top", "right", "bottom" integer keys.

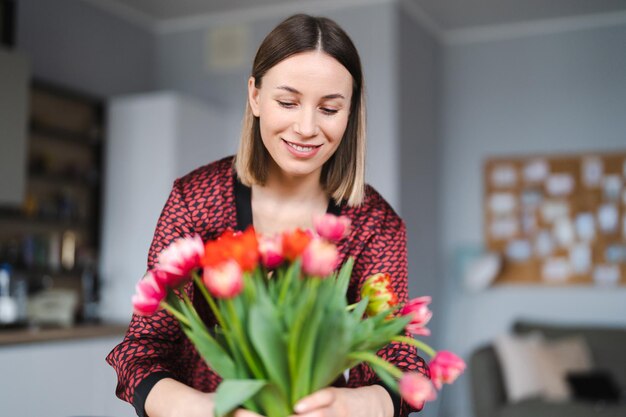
[
  {"left": 438, "top": 22, "right": 626, "bottom": 417},
  {"left": 17, "top": 0, "right": 155, "bottom": 97},
  {"left": 397, "top": 11, "right": 443, "bottom": 417}
]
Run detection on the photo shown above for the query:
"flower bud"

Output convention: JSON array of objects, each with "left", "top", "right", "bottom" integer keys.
[
  {"left": 399, "top": 372, "right": 437, "bottom": 408},
  {"left": 400, "top": 296, "right": 433, "bottom": 336},
  {"left": 360, "top": 273, "right": 398, "bottom": 316},
  {"left": 429, "top": 351, "right": 466, "bottom": 390},
  {"left": 314, "top": 214, "right": 351, "bottom": 242},
  {"left": 282, "top": 229, "right": 313, "bottom": 261},
  {"left": 132, "top": 270, "right": 167, "bottom": 316},
  {"left": 203, "top": 260, "right": 244, "bottom": 299},
  {"left": 302, "top": 237, "right": 339, "bottom": 277},
  {"left": 157, "top": 235, "right": 204, "bottom": 287},
  {"left": 258, "top": 234, "right": 284, "bottom": 269}
]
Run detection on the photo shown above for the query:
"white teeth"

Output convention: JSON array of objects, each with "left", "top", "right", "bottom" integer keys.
[{"left": 287, "top": 142, "right": 316, "bottom": 152}]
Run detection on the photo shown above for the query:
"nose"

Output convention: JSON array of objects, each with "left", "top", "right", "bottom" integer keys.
[{"left": 293, "top": 107, "right": 319, "bottom": 138}]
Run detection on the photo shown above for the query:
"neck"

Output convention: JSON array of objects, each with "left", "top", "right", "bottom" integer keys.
[{"left": 258, "top": 162, "right": 326, "bottom": 204}]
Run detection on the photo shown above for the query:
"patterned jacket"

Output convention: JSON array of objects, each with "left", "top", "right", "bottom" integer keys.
[{"left": 106, "top": 156, "right": 429, "bottom": 417}]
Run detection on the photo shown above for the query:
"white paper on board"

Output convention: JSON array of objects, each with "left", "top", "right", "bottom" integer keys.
[
  {"left": 623, "top": 189, "right": 626, "bottom": 205},
  {"left": 521, "top": 189, "right": 543, "bottom": 209},
  {"left": 523, "top": 159, "right": 549, "bottom": 183},
  {"left": 541, "top": 258, "right": 572, "bottom": 283},
  {"left": 541, "top": 201, "right": 569, "bottom": 223},
  {"left": 570, "top": 244, "right": 592, "bottom": 275},
  {"left": 491, "top": 164, "right": 517, "bottom": 188},
  {"left": 605, "top": 245, "right": 625, "bottom": 264},
  {"left": 490, "top": 217, "right": 519, "bottom": 239},
  {"left": 522, "top": 211, "right": 537, "bottom": 234},
  {"left": 506, "top": 239, "right": 532, "bottom": 262},
  {"left": 546, "top": 174, "right": 575, "bottom": 196},
  {"left": 582, "top": 157, "right": 603, "bottom": 187},
  {"left": 575, "top": 212, "right": 596, "bottom": 241},
  {"left": 603, "top": 175, "right": 622, "bottom": 201},
  {"left": 593, "top": 264, "right": 620, "bottom": 286},
  {"left": 598, "top": 204, "right": 619, "bottom": 233},
  {"left": 554, "top": 217, "right": 576, "bottom": 247},
  {"left": 535, "top": 230, "right": 555, "bottom": 258},
  {"left": 489, "top": 193, "right": 517, "bottom": 215}
]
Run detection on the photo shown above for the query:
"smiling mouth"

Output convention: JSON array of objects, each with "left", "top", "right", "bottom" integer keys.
[{"left": 282, "top": 139, "right": 322, "bottom": 152}]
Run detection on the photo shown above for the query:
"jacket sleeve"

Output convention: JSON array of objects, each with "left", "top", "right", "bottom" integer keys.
[
  {"left": 350, "top": 211, "right": 430, "bottom": 416},
  {"left": 105, "top": 179, "right": 196, "bottom": 417}
]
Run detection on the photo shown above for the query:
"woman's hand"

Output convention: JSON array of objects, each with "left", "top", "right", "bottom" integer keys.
[{"left": 289, "top": 386, "right": 394, "bottom": 417}]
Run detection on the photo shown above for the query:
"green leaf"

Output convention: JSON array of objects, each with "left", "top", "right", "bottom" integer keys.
[
  {"left": 248, "top": 299, "right": 289, "bottom": 397},
  {"left": 214, "top": 379, "right": 267, "bottom": 417},
  {"left": 334, "top": 257, "right": 354, "bottom": 301},
  {"left": 182, "top": 327, "right": 236, "bottom": 378},
  {"left": 310, "top": 311, "right": 351, "bottom": 391}
]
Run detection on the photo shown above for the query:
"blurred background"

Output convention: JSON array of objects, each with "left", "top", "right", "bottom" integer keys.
[{"left": 1, "top": 1, "right": 625, "bottom": 416}]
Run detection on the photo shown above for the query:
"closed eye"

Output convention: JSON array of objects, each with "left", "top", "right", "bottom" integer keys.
[
  {"left": 277, "top": 100, "right": 296, "bottom": 109},
  {"left": 320, "top": 107, "right": 338, "bottom": 115}
]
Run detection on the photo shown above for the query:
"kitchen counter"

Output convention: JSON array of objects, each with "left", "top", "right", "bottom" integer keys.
[{"left": 0, "top": 322, "right": 128, "bottom": 346}]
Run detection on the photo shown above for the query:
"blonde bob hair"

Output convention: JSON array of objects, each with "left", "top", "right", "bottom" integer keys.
[{"left": 234, "top": 14, "right": 366, "bottom": 206}]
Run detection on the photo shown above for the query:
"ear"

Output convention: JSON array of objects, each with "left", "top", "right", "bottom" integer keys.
[{"left": 248, "top": 77, "right": 260, "bottom": 117}]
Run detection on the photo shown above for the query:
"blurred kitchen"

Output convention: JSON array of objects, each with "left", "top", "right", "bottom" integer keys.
[{"left": 1, "top": 0, "right": 625, "bottom": 416}]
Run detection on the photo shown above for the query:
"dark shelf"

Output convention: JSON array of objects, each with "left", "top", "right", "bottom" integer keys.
[
  {"left": 29, "top": 172, "right": 97, "bottom": 188},
  {"left": 0, "top": 211, "right": 89, "bottom": 230},
  {"left": 30, "top": 120, "right": 101, "bottom": 147}
]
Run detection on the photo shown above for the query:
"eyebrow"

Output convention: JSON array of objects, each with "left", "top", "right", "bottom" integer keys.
[{"left": 275, "top": 85, "right": 345, "bottom": 100}]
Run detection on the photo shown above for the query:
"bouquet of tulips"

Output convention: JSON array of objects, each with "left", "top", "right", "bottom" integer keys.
[{"left": 132, "top": 214, "right": 465, "bottom": 417}]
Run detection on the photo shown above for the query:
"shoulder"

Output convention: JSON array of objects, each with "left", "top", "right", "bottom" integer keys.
[
  {"left": 344, "top": 184, "right": 405, "bottom": 237},
  {"left": 174, "top": 156, "right": 235, "bottom": 196}
]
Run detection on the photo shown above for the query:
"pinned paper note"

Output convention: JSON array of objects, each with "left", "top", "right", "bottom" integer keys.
[
  {"left": 605, "top": 245, "right": 626, "bottom": 264},
  {"left": 554, "top": 217, "right": 575, "bottom": 247},
  {"left": 541, "top": 258, "right": 572, "bottom": 283},
  {"left": 489, "top": 193, "right": 517, "bottom": 215},
  {"left": 490, "top": 217, "right": 518, "bottom": 239},
  {"left": 603, "top": 175, "right": 622, "bottom": 201},
  {"left": 506, "top": 239, "right": 532, "bottom": 262},
  {"left": 570, "top": 244, "right": 591, "bottom": 275},
  {"left": 541, "top": 201, "right": 569, "bottom": 223},
  {"left": 575, "top": 212, "right": 596, "bottom": 241},
  {"left": 521, "top": 211, "right": 537, "bottom": 234},
  {"left": 491, "top": 164, "right": 517, "bottom": 188},
  {"left": 535, "top": 231, "right": 554, "bottom": 257},
  {"left": 546, "top": 174, "right": 574, "bottom": 196},
  {"left": 598, "top": 204, "right": 618, "bottom": 233},
  {"left": 582, "top": 157, "right": 603, "bottom": 187},
  {"left": 523, "top": 159, "right": 549, "bottom": 183},
  {"left": 593, "top": 264, "right": 620, "bottom": 286},
  {"left": 521, "top": 189, "right": 543, "bottom": 209}
]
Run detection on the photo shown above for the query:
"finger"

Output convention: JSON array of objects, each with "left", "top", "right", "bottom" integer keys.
[{"left": 294, "top": 388, "right": 335, "bottom": 414}]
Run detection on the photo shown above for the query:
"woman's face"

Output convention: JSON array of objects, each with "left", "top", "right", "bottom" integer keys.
[{"left": 248, "top": 51, "right": 353, "bottom": 182}]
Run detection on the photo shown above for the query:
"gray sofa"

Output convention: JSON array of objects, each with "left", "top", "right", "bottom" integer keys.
[{"left": 470, "top": 321, "right": 626, "bottom": 417}]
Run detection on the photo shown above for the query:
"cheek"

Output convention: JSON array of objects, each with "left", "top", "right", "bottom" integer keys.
[{"left": 323, "top": 115, "right": 350, "bottom": 143}]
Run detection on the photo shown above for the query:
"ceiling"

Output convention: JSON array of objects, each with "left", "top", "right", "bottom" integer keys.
[{"left": 106, "top": 0, "right": 626, "bottom": 30}]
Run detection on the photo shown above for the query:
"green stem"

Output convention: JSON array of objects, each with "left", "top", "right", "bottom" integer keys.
[
  {"left": 392, "top": 335, "right": 437, "bottom": 357},
  {"left": 160, "top": 301, "right": 190, "bottom": 327},
  {"left": 193, "top": 271, "right": 227, "bottom": 329},
  {"left": 345, "top": 303, "right": 357, "bottom": 311},
  {"left": 226, "top": 299, "right": 265, "bottom": 379},
  {"left": 348, "top": 351, "right": 403, "bottom": 379}
]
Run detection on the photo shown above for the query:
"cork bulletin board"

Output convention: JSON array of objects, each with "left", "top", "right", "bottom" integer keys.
[{"left": 484, "top": 152, "right": 626, "bottom": 286}]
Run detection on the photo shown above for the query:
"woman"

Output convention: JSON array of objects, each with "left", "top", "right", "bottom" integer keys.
[{"left": 107, "top": 14, "right": 429, "bottom": 417}]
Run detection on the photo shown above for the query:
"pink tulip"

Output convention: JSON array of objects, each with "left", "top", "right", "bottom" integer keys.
[
  {"left": 313, "top": 214, "right": 351, "bottom": 242},
  {"left": 301, "top": 237, "right": 339, "bottom": 277},
  {"left": 400, "top": 296, "right": 433, "bottom": 336},
  {"left": 429, "top": 351, "right": 466, "bottom": 390},
  {"left": 203, "top": 260, "right": 244, "bottom": 299},
  {"left": 132, "top": 271, "right": 167, "bottom": 316},
  {"left": 258, "top": 234, "right": 284, "bottom": 269},
  {"left": 399, "top": 372, "right": 437, "bottom": 408},
  {"left": 157, "top": 235, "right": 204, "bottom": 287}
]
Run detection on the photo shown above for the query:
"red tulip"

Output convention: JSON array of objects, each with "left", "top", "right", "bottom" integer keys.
[
  {"left": 203, "top": 228, "right": 259, "bottom": 272},
  {"left": 282, "top": 228, "right": 313, "bottom": 261},
  {"left": 203, "top": 260, "right": 244, "bottom": 299},
  {"left": 157, "top": 235, "right": 204, "bottom": 287},
  {"left": 301, "top": 237, "right": 339, "bottom": 277},
  {"left": 399, "top": 372, "right": 437, "bottom": 408},
  {"left": 314, "top": 214, "right": 351, "bottom": 242},
  {"left": 258, "top": 234, "right": 284, "bottom": 269},
  {"left": 360, "top": 273, "right": 399, "bottom": 317},
  {"left": 429, "top": 351, "right": 466, "bottom": 390},
  {"left": 400, "top": 296, "right": 433, "bottom": 336},
  {"left": 132, "top": 270, "right": 167, "bottom": 316}
]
